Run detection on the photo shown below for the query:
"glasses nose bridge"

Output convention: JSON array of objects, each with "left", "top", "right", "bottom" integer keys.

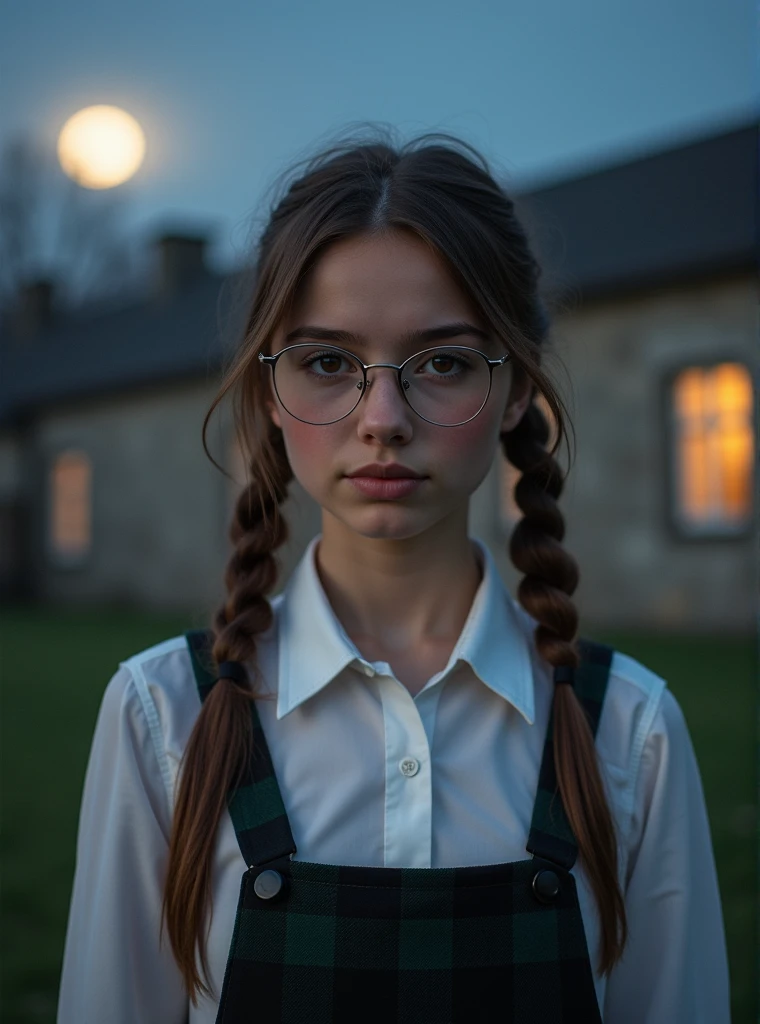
[
  {"left": 361, "top": 359, "right": 405, "bottom": 392},
  {"left": 363, "top": 359, "right": 403, "bottom": 374},
  {"left": 356, "top": 360, "right": 413, "bottom": 420}
]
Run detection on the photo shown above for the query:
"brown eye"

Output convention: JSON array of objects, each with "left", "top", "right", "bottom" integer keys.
[
  {"left": 431, "top": 356, "right": 455, "bottom": 374},
  {"left": 318, "top": 355, "right": 342, "bottom": 373}
]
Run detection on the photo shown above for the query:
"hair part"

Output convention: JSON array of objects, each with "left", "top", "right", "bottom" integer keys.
[{"left": 162, "top": 125, "right": 627, "bottom": 1002}]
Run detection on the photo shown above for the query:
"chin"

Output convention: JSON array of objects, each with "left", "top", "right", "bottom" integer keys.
[{"left": 343, "top": 505, "right": 448, "bottom": 542}]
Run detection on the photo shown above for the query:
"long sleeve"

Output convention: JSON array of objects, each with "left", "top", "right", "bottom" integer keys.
[
  {"left": 602, "top": 687, "right": 731, "bottom": 1023},
  {"left": 57, "top": 665, "right": 189, "bottom": 1023}
]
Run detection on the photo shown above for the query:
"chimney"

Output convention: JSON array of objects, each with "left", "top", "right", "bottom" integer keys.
[
  {"left": 154, "top": 232, "right": 209, "bottom": 298},
  {"left": 10, "top": 278, "right": 56, "bottom": 338}
]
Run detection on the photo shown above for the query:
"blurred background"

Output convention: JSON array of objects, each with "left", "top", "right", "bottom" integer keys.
[{"left": 0, "top": 0, "right": 757, "bottom": 1020}]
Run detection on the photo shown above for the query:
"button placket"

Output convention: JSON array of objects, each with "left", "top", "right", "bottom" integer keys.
[{"left": 378, "top": 677, "right": 432, "bottom": 867}]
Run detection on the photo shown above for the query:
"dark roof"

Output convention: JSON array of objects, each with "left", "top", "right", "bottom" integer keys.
[
  {"left": 0, "top": 272, "right": 245, "bottom": 427},
  {"left": 1, "top": 118, "right": 756, "bottom": 427},
  {"left": 516, "top": 117, "right": 757, "bottom": 301}
]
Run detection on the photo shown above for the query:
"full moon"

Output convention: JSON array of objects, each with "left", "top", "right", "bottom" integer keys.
[{"left": 57, "top": 105, "right": 146, "bottom": 189}]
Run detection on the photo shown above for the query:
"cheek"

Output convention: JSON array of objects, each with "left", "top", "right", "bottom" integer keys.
[
  {"left": 438, "top": 413, "right": 501, "bottom": 474},
  {"left": 279, "top": 421, "right": 340, "bottom": 482}
]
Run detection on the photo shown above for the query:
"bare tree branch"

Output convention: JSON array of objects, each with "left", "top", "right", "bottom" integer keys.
[{"left": 0, "top": 133, "right": 140, "bottom": 317}]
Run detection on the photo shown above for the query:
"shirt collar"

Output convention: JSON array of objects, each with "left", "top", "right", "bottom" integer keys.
[{"left": 276, "top": 535, "right": 535, "bottom": 725}]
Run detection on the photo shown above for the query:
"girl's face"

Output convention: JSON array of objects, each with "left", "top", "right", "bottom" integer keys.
[{"left": 267, "top": 228, "right": 531, "bottom": 542}]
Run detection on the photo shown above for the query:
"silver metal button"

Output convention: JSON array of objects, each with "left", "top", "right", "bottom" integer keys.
[
  {"left": 253, "top": 869, "right": 284, "bottom": 900},
  {"left": 399, "top": 757, "right": 420, "bottom": 777}
]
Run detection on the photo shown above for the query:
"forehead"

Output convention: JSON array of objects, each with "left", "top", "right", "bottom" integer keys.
[{"left": 285, "top": 229, "right": 483, "bottom": 328}]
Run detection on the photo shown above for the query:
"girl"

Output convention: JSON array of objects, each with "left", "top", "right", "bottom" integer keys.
[{"left": 58, "top": 128, "right": 730, "bottom": 1023}]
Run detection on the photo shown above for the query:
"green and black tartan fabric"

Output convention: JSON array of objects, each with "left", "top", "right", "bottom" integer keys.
[{"left": 185, "top": 629, "right": 613, "bottom": 1024}]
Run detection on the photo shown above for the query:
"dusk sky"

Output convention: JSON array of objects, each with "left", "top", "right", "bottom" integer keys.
[{"left": 2, "top": 0, "right": 756, "bottom": 272}]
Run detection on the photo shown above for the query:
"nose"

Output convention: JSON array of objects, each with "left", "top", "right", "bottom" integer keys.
[{"left": 355, "top": 365, "right": 414, "bottom": 444}]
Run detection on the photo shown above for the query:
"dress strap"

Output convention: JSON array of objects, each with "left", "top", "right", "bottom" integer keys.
[
  {"left": 184, "top": 628, "right": 297, "bottom": 868},
  {"left": 526, "top": 638, "right": 614, "bottom": 870}
]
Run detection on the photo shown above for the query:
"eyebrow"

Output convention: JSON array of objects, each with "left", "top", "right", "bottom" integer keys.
[{"left": 284, "top": 321, "right": 491, "bottom": 348}]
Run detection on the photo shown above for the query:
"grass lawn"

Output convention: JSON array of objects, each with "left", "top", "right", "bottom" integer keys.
[
  {"left": 0, "top": 606, "right": 756, "bottom": 1022},
  {"left": 595, "top": 628, "right": 757, "bottom": 1022}
]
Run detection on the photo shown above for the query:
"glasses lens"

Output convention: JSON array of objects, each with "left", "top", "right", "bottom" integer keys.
[
  {"left": 401, "top": 347, "right": 491, "bottom": 425},
  {"left": 273, "top": 345, "right": 364, "bottom": 424}
]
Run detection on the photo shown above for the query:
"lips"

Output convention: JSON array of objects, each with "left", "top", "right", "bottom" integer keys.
[{"left": 347, "top": 463, "right": 425, "bottom": 479}]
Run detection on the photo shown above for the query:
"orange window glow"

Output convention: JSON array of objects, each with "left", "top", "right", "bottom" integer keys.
[
  {"left": 50, "top": 450, "right": 92, "bottom": 559},
  {"left": 672, "top": 362, "right": 754, "bottom": 531}
]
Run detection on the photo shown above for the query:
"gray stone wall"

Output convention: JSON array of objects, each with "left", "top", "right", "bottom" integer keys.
[
  {"left": 520, "top": 271, "right": 756, "bottom": 633},
  {"left": 0, "top": 431, "right": 24, "bottom": 597},
  {"left": 30, "top": 380, "right": 227, "bottom": 615},
  {"left": 26, "top": 378, "right": 323, "bottom": 621}
]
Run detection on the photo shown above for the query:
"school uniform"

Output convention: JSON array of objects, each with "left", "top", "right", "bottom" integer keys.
[{"left": 57, "top": 536, "right": 730, "bottom": 1023}]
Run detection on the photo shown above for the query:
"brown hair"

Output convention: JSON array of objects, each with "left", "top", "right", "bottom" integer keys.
[{"left": 160, "top": 125, "right": 627, "bottom": 1003}]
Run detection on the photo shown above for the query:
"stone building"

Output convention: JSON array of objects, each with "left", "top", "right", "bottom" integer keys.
[{"left": 0, "top": 119, "right": 756, "bottom": 633}]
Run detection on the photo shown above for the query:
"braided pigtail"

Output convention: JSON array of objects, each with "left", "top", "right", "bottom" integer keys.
[
  {"left": 502, "top": 400, "right": 627, "bottom": 975},
  {"left": 161, "top": 426, "right": 292, "bottom": 1005}
]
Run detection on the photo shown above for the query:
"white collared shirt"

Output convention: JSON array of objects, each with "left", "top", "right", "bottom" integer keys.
[{"left": 57, "top": 537, "right": 730, "bottom": 1023}]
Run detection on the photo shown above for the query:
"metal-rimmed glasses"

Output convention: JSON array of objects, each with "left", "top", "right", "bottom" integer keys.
[{"left": 258, "top": 343, "right": 511, "bottom": 427}]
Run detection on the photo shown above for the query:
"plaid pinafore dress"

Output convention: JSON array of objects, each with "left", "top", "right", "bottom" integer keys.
[{"left": 185, "top": 629, "right": 613, "bottom": 1023}]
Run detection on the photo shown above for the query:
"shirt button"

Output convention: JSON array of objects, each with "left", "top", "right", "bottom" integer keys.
[{"left": 399, "top": 757, "right": 420, "bottom": 777}]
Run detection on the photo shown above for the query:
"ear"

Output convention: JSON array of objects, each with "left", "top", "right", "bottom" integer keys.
[
  {"left": 267, "top": 399, "right": 282, "bottom": 430},
  {"left": 264, "top": 368, "right": 283, "bottom": 429},
  {"left": 500, "top": 367, "right": 533, "bottom": 433}
]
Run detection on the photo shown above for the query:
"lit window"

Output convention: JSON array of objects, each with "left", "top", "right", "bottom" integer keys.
[
  {"left": 49, "top": 450, "right": 92, "bottom": 561},
  {"left": 499, "top": 392, "right": 557, "bottom": 529},
  {"left": 671, "top": 362, "right": 754, "bottom": 534}
]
